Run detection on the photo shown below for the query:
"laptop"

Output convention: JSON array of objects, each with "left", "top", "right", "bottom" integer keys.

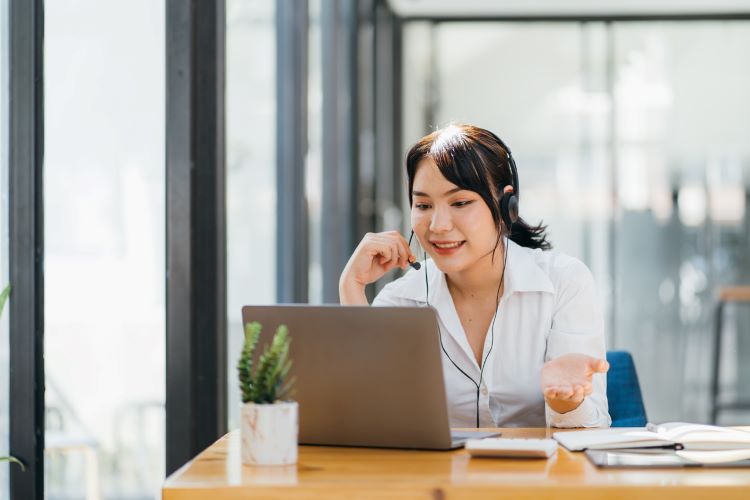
[{"left": 241, "top": 305, "right": 498, "bottom": 450}]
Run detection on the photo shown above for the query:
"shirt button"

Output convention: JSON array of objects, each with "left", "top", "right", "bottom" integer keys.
[{"left": 481, "top": 386, "right": 488, "bottom": 396}]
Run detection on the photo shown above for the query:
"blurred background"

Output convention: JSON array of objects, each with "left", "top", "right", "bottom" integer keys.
[{"left": 2, "top": 0, "right": 750, "bottom": 498}]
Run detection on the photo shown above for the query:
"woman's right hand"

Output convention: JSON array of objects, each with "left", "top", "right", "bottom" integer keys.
[{"left": 339, "top": 231, "right": 416, "bottom": 304}]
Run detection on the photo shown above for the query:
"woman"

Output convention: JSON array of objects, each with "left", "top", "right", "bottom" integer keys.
[{"left": 339, "top": 124, "right": 610, "bottom": 428}]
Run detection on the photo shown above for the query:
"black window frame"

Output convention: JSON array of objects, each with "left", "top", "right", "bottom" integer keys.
[
  {"left": 165, "top": 0, "right": 228, "bottom": 475},
  {"left": 8, "top": 0, "right": 45, "bottom": 498}
]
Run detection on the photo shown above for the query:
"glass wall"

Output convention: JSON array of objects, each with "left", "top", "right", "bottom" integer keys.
[
  {"left": 226, "top": 0, "right": 328, "bottom": 430},
  {"left": 44, "top": 1, "right": 165, "bottom": 498},
  {"left": 226, "top": 0, "right": 277, "bottom": 431},
  {"left": 1, "top": 0, "right": 10, "bottom": 497},
  {"left": 402, "top": 20, "right": 750, "bottom": 424},
  {"left": 307, "top": 0, "right": 323, "bottom": 305},
  {"left": 612, "top": 23, "right": 750, "bottom": 424}
]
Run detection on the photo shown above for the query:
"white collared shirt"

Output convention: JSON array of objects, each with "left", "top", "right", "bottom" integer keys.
[{"left": 373, "top": 239, "right": 611, "bottom": 428}]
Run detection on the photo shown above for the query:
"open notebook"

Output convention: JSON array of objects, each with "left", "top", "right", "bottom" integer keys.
[{"left": 554, "top": 422, "right": 750, "bottom": 453}]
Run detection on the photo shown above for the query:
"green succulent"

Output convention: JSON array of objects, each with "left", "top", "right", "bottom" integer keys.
[
  {"left": 0, "top": 456, "right": 25, "bottom": 472},
  {"left": 237, "top": 321, "right": 295, "bottom": 404},
  {"left": 0, "top": 284, "right": 9, "bottom": 314},
  {"left": 1, "top": 284, "right": 24, "bottom": 471}
]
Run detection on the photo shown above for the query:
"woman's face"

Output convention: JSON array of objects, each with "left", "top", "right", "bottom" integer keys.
[{"left": 410, "top": 157, "right": 500, "bottom": 274}]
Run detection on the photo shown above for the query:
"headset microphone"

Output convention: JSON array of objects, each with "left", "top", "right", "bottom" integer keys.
[{"left": 407, "top": 231, "right": 421, "bottom": 270}]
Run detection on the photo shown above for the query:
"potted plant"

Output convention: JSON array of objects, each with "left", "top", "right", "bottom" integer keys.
[
  {"left": 237, "top": 321, "right": 297, "bottom": 466},
  {"left": 0, "top": 284, "right": 24, "bottom": 472}
]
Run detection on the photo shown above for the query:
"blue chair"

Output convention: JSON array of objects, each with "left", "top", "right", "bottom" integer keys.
[{"left": 606, "top": 351, "right": 647, "bottom": 427}]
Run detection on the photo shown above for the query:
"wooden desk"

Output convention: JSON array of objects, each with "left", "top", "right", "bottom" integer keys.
[{"left": 163, "top": 428, "right": 750, "bottom": 499}]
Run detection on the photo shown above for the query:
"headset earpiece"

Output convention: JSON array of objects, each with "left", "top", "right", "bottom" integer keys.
[
  {"left": 490, "top": 132, "right": 519, "bottom": 233},
  {"left": 499, "top": 189, "right": 518, "bottom": 231}
]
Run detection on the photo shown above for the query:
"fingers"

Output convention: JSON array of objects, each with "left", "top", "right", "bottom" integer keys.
[
  {"left": 389, "top": 230, "right": 417, "bottom": 268},
  {"left": 544, "top": 384, "right": 587, "bottom": 403},
  {"left": 371, "top": 231, "right": 416, "bottom": 270},
  {"left": 375, "top": 239, "right": 400, "bottom": 266},
  {"left": 343, "top": 230, "right": 418, "bottom": 288},
  {"left": 544, "top": 384, "right": 574, "bottom": 400},
  {"left": 544, "top": 385, "right": 569, "bottom": 400},
  {"left": 587, "top": 357, "right": 610, "bottom": 374}
]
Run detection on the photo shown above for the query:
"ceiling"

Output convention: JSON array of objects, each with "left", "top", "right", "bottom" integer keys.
[{"left": 388, "top": 0, "right": 750, "bottom": 18}]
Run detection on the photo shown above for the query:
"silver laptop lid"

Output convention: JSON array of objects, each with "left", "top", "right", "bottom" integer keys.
[{"left": 240, "top": 305, "right": 454, "bottom": 449}]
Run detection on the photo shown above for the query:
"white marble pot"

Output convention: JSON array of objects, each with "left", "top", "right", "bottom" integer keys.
[{"left": 240, "top": 401, "right": 298, "bottom": 466}]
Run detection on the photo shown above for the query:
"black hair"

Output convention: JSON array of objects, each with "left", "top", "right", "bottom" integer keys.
[{"left": 406, "top": 123, "right": 551, "bottom": 250}]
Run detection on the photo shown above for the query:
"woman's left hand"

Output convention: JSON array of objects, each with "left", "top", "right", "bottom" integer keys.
[{"left": 541, "top": 353, "right": 609, "bottom": 414}]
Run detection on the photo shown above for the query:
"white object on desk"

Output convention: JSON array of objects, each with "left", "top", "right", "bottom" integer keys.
[
  {"left": 466, "top": 438, "right": 558, "bottom": 458},
  {"left": 553, "top": 422, "right": 750, "bottom": 452}
]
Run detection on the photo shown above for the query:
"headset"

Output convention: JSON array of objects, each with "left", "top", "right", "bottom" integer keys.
[
  {"left": 496, "top": 134, "right": 520, "bottom": 231},
  {"left": 408, "top": 135, "right": 519, "bottom": 427}
]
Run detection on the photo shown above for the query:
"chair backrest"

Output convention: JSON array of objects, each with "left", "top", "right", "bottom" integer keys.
[{"left": 606, "top": 350, "right": 648, "bottom": 427}]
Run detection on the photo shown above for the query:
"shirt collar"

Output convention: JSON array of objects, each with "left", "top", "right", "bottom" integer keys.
[{"left": 501, "top": 239, "right": 555, "bottom": 296}]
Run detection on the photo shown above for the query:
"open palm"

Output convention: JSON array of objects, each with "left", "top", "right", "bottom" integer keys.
[{"left": 541, "top": 353, "right": 609, "bottom": 405}]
